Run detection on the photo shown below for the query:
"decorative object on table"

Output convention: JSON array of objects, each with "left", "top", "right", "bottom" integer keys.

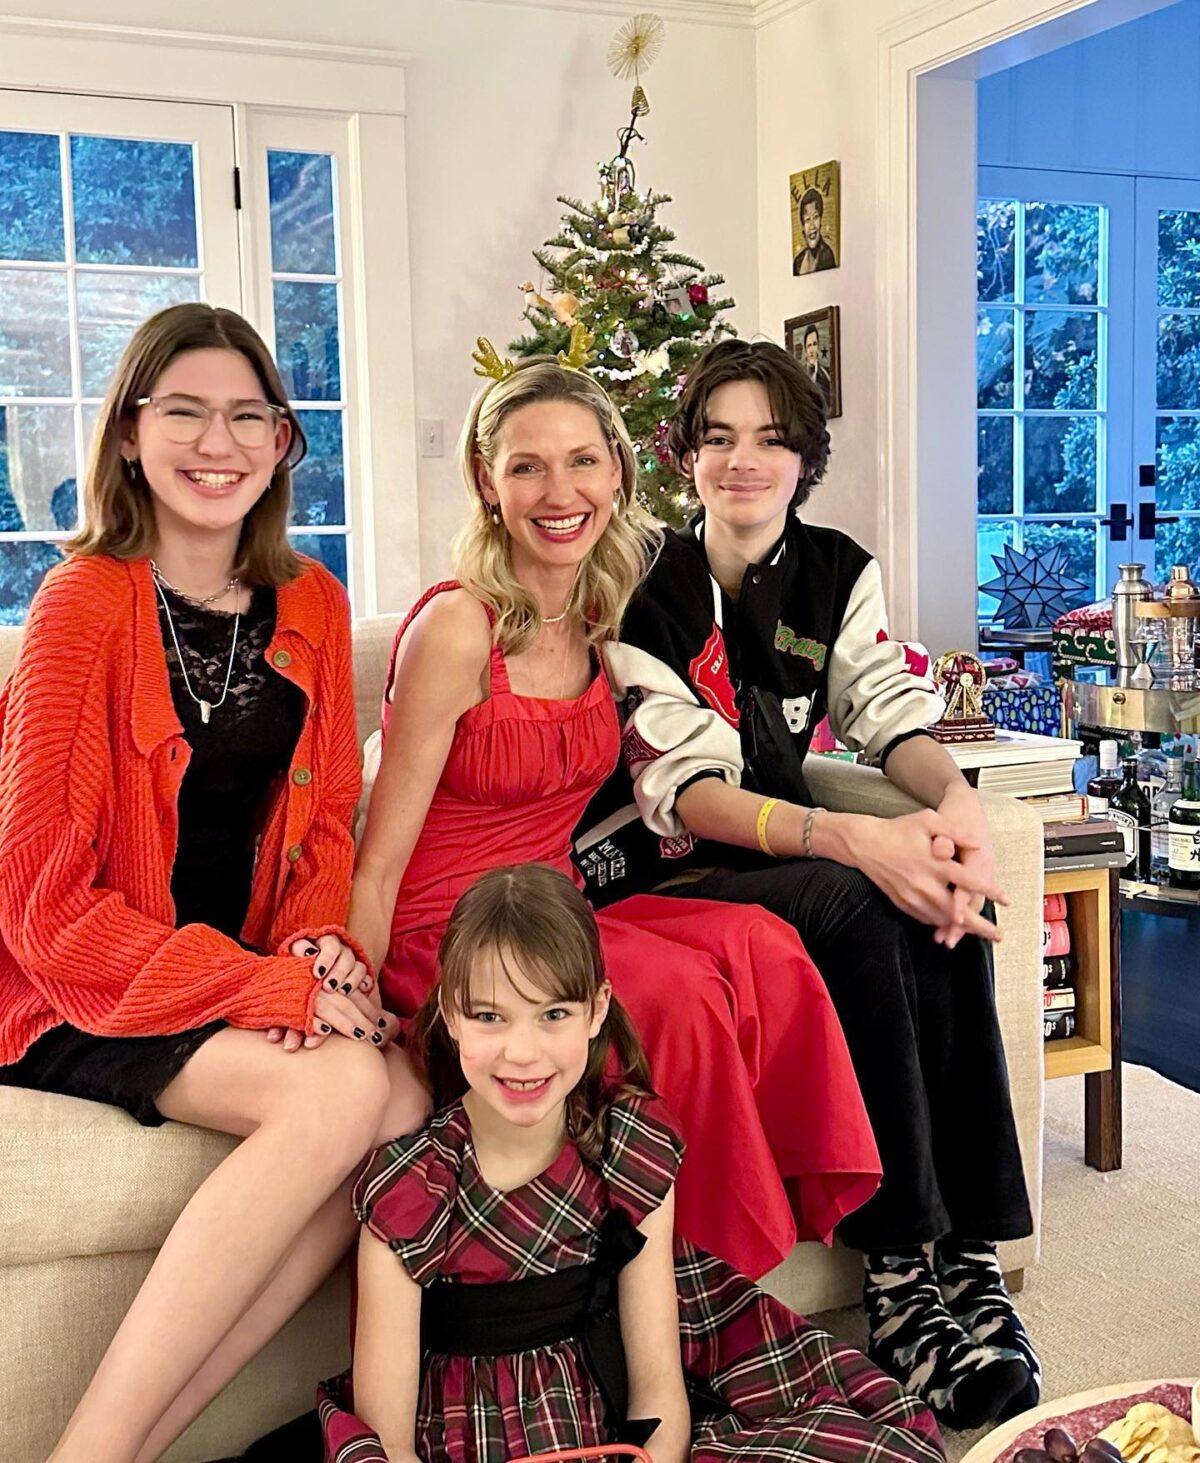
[
  {"left": 511, "top": 12, "right": 734, "bottom": 528},
  {"left": 979, "top": 542, "right": 1090, "bottom": 631},
  {"left": 1051, "top": 602, "right": 1116, "bottom": 677},
  {"left": 1163, "top": 563, "right": 1200, "bottom": 670},
  {"left": 784, "top": 306, "right": 841, "bottom": 418},
  {"left": 928, "top": 650, "right": 996, "bottom": 743},
  {"left": 982, "top": 679, "right": 1061, "bottom": 736},
  {"left": 789, "top": 160, "right": 840, "bottom": 276},
  {"left": 1110, "top": 561, "right": 1154, "bottom": 671},
  {"left": 1129, "top": 636, "right": 1157, "bottom": 689}
]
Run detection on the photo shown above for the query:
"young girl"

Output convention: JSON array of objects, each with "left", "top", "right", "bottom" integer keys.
[
  {"left": 0, "top": 304, "right": 425, "bottom": 1461},
  {"left": 320, "top": 862, "right": 946, "bottom": 1463},
  {"left": 574, "top": 338, "right": 1037, "bottom": 1428}
]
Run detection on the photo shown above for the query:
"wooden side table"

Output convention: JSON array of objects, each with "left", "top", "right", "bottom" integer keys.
[{"left": 1043, "top": 865, "right": 1122, "bottom": 1171}]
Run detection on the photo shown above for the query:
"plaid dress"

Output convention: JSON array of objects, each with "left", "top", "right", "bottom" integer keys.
[{"left": 318, "top": 1097, "right": 944, "bottom": 1463}]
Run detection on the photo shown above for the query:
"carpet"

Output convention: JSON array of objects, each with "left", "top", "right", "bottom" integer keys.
[{"left": 816, "top": 1063, "right": 1200, "bottom": 1461}]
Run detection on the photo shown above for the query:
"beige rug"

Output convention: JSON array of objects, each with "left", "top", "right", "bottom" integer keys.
[{"left": 815, "top": 1064, "right": 1200, "bottom": 1461}]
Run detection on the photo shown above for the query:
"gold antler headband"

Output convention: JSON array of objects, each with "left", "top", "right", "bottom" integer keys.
[{"left": 471, "top": 324, "right": 597, "bottom": 383}]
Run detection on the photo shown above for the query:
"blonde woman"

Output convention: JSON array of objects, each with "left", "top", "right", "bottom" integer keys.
[
  {"left": 351, "top": 346, "right": 880, "bottom": 1280},
  {"left": 0, "top": 304, "right": 425, "bottom": 1462}
]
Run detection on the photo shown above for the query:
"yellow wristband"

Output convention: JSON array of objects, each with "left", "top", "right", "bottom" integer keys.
[{"left": 756, "top": 797, "right": 780, "bottom": 857}]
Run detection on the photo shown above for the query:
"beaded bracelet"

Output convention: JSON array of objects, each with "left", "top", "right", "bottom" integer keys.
[{"left": 756, "top": 797, "right": 780, "bottom": 857}]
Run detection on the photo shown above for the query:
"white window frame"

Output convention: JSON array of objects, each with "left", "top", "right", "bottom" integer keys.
[{"left": 0, "top": 16, "right": 420, "bottom": 617}]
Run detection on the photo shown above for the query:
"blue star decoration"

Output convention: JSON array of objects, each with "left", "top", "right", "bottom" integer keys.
[{"left": 979, "top": 542, "right": 1089, "bottom": 629}]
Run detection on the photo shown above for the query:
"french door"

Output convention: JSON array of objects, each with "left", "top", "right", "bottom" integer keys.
[{"left": 0, "top": 90, "right": 240, "bottom": 620}]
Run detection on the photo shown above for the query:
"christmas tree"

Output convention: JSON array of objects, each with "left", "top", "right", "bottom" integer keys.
[{"left": 509, "top": 24, "right": 734, "bottom": 526}]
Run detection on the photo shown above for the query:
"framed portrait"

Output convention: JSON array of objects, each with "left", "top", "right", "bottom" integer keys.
[
  {"left": 789, "top": 160, "right": 840, "bottom": 277},
  {"left": 785, "top": 305, "right": 842, "bottom": 419}
]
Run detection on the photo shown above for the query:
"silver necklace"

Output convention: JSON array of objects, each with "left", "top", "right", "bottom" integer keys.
[
  {"left": 153, "top": 578, "right": 240, "bottom": 726},
  {"left": 542, "top": 609, "right": 569, "bottom": 624},
  {"left": 150, "top": 559, "right": 238, "bottom": 608}
]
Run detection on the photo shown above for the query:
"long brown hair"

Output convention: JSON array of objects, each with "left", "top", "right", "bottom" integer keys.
[
  {"left": 453, "top": 358, "right": 662, "bottom": 656},
  {"left": 67, "top": 303, "right": 307, "bottom": 586},
  {"left": 410, "top": 864, "right": 653, "bottom": 1161}
]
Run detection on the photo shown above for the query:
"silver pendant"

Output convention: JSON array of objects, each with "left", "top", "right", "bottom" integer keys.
[{"left": 199, "top": 700, "right": 212, "bottom": 725}]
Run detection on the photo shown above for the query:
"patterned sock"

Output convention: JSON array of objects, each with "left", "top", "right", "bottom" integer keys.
[
  {"left": 863, "top": 1248, "right": 1028, "bottom": 1430},
  {"left": 935, "top": 1236, "right": 1041, "bottom": 1420}
]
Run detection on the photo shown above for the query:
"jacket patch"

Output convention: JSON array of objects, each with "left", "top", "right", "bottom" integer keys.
[
  {"left": 688, "top": 624, "right": 739, "bottom": 728},
  {"left": 876, "top": 628, "right": 930, "bottom": 678},
  {"left": 781, "top": 695, "right": 813, "bottom": 734},
  {"left": 659, "top": 832, "right": 696, "bottom": 860},
  {"left": 774, "top": 621, "right": 827, "bottom": 670},
  {"left": 622, "top": 723, "right": 664, "bottom": 768}
]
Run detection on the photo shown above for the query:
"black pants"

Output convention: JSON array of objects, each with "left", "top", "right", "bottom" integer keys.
[{"left": 665, "top": 858, "right": 1033, "bottom": 1252}]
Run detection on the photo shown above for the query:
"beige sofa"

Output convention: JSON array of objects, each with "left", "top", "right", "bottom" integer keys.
[{"left": 0, "top": 615, "right": 1044, "bottom": 1462}]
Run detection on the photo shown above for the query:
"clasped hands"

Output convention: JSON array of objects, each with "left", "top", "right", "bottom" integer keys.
[
  {"left": 851, "top": 792, "right": 1008, "bottom": 950},
  {"left": 266, "top": 931, "right": 403, "bottom": 1053}
]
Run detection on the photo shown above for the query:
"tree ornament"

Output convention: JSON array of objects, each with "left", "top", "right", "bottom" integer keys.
[
  {"left": 519, "top": 280, "right": 551, "bottom": 312},
  {"left": 633, "top": 343, "right": 671, "bottom": 377},
  {"left": 611, "top": 226, "right": 631, "bottom": 248},
  {"left": 552, "top": 292, "right": 580, "bottom": 324},
  {"left": 978, "top": 542, "right": 1089, "bottom": 629},
  {"left": 611, "top": 322, "right": 639, "bottom": 359},
  {"left": 607, "top": 14, "right": 665, "bottom": 101},
  {"left": 688, "top": 283, "right": 709, "bottom": 306}
]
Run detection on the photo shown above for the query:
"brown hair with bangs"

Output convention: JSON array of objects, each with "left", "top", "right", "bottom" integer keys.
[
  {"left": 67, "top": 302, "right": 307, "bottom": 586},
  {"left": 667, "top": 337, "right": 831, "bottom": 511},
  {"left": 410, "top": 864, "right": 653, "bottom": 1161}
]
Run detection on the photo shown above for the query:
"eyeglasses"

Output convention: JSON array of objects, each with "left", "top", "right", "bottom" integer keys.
[{"left": 136, "top": 395, "right": 285, "bottom": 449}]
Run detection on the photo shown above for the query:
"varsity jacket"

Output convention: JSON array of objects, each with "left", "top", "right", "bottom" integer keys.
[{"left": 573, "top": 513, "right": 944, "bottom": 905}]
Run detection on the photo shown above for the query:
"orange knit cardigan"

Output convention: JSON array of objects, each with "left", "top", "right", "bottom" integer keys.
[{"left": 0, "top": 554, "right": 362, "bottom": 1063}]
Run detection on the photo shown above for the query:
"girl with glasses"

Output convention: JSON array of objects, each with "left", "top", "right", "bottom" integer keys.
[{"left": 0, "top": 302, "right": 426, "bottom": 1461}]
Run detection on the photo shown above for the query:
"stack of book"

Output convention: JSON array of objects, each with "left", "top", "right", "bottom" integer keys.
[
  {"left": 1042, "top": 892, "right": 1077, "bottom": 1041},
  {"left": 946, "top": 730, "right": 1083, "bottom": 799},
  {"left": 1043, "top": 818, "right": 1127, "bottom": 874}
]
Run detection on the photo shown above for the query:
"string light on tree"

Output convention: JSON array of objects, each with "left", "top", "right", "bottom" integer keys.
[{"left": 509, "top": 13, "right": 735, "bottom": 526}]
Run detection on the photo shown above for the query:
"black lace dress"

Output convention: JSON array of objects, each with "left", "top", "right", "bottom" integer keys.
[{"left": 0, "top": 585, "right": 306, "bottom": 1124}]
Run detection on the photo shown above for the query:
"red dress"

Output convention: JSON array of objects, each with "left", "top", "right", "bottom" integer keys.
[{"left": 377, "top": 583, "right": 880, "bottom": 1278}]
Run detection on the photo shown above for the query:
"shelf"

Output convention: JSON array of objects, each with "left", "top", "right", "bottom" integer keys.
[
  {"left": 1120, "top": 878, "right": 1200, "bottom": 912},
  {"left": 1045, "top": 1037, "right": 1112, "bottom": 1080}
]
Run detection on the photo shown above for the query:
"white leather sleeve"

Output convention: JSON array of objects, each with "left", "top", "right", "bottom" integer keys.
[
  {"left": 602, "top": 640, "right": 742, "bottom": 837},
  {"left": 825, "top": 559, "right": 945, "bottom": 763}
]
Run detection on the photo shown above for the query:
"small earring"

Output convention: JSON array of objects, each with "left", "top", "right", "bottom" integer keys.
[
  {"left": 490, "top": 506, "right": 502, "bottom": 527},
  {"left": 123, "top": 457, "right": 139, "bottom": 482},
  {"left": 612, "top": 494, "right": 622, "bottom": 517}
]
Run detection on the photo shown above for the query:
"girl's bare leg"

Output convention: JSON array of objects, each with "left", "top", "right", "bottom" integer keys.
[
  {"left": 48, "top": 1030, "right": 422, "bottom": 1463},
  {"left": 130, "top": 1047, "right": 427, "bottom": 1462}
]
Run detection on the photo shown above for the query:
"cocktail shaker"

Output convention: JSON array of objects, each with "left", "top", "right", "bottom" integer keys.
[
  {"left": 1164, "top": 563, "right": 1200, "bottom": 669},
  {"left": 1111, "top": 563, "right": 1152, "bottom": 671}
]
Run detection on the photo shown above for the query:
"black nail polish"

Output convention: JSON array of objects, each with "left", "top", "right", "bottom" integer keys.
[
  {"left": 305, "top": 946, "right": 319, "bottom": 957},
  {"left": 354, "top": 1027, "right": 365, "bottom": 1039},
  {"left": 319, "top": 1022, "right": 331, "bottom": 1034},
  {"left": 371, "top": 1033, "right": 382, "bottom": 1045},
  {"left": 377, "top": 1018, "right": 387, "bottom": 1029},
  {"left": 341, "top": 982, "right": 353, "bottom": 995},
  {"left": 316, "top": 964, "right": 327, "bottom": 976},
  {"left": 327, "top": 977, "right": 338, "bottom": 990}
]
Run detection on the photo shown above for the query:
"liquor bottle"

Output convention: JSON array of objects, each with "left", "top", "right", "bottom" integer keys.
[
  {"left": 1110, "top": 755, "right": 1151, "bottom": 879},
  {"left": 1086, "top": 739, "right": 1122, "bottom": 816},
  {"left": 1152, "top": 752, "right": 1184, "bottom": 879},
  {"left": 1168, "top": 758, "right": 1200, "bottom": 891}
]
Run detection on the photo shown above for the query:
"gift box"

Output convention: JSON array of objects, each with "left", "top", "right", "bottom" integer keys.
[
  {"left": 981, "top": 681, "right": 1062, "bottom": 736},
  {"left": 1051, "top": 602, "right": 1115, "bottom": 677}
]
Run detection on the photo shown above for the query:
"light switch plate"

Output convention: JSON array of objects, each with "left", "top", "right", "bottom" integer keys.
[{"left": 419, "top": 418, "right": 444, "bottom": 457}]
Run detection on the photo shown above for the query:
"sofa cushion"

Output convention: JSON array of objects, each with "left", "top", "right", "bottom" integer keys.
[
  {"left": 0, "top": 1087, "right": 237, "bottom": 1265},
  {"left": 352, "top": 613, "right": 403, "bottom": 744}
]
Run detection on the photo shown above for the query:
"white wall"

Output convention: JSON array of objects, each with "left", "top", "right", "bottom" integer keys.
[
  {"left": 2, "top": 0, "right": 760, "bottom": 591},
  {"left": 980, "top": 0, "right": 1200, "bottom": 174}
]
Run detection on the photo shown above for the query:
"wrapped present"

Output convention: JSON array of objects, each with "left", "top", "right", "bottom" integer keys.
[
  {"left": 981, "top": 680, "right": 1062, "bottom": 736},
  {"left": 1052, "top": 601, "right": 1115, "bottom": 675}
]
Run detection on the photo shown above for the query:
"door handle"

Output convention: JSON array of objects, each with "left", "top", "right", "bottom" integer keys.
[
  {"left": 1139, "top": 502, "right": 1179, "bottom": 537},
  {"left": 1100, "top": 502, "right": 1131, "bottom": 541}
]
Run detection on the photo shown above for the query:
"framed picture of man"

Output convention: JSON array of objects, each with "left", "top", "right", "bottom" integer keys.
[
  {"left": 785, "top": 306, "right": 842, "bottom": 419},
  {"left": 789, "top": 161, "right": 840, "bottom": 276}
]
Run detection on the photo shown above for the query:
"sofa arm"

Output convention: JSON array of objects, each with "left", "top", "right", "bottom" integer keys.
[{"left": 801, "top": 754, "right": 1045, "bottom": 1264}]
